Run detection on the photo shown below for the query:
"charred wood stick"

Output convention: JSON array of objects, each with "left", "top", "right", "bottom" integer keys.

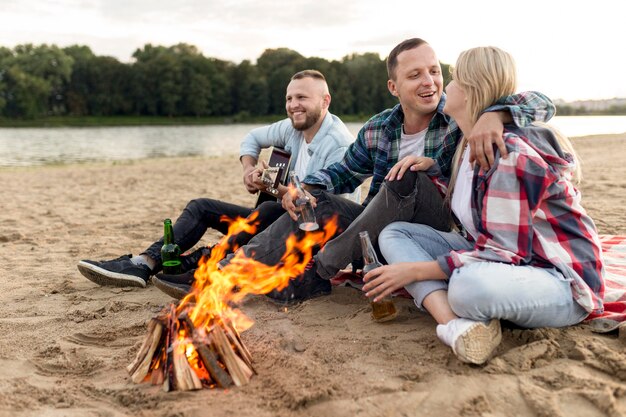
[
  {"left": 173, "top": 346, "right": 203, "bottom": 391},
  {"left": 179, "top": 310, "right": 234, "bottom": 388},
  {"left": 223, "top": 320, "right": 255, "bottom": 374},
  {"left": 162, "top": 304, "right": 178, "bottom": 392},
  {"left": 224, "top": 319, "right": 253, "bottom": 363},
  {"left": 232, "top": 351, "right": 254, "bottom": 382},
  {"left": 130, "top": 321, "right": 163, "bottom": 383},
  {"left": 148, "top": 318, "right": 168, "bottom": 385},
  {"left": 150, "top": 361, "right": 165, "bottom": 386},
  {"left": 127, "top": 318, "right": 159, "bottom": 375},
  {"left": 195, "top": 342, "right": 233, "bottom": 388},
  {"left": 211, "top": 325, "right": 250, "bottom": 386},
  {"left": 178, "top": 311, "right": 196, "bottom": 339}
]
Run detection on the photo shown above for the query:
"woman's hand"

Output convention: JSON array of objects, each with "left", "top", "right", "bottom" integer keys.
[
  {"left": 362, "top": 261, "right": 447, "bottom": 302},
  {"left": 385, "top": 156, "right": 435, "bottom": 181},
  {"left": 362, "top": 263, "right": 419, "bottom": 302}
]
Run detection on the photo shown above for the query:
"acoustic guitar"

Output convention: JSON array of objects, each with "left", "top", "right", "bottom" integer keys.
[{"left": 254, "top": 147, "right": 291, "bottom": 208}]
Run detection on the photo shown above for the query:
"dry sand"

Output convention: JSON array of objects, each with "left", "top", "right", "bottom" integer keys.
[{"left": 0, "top": 134, "right": 625, "bottom": 417}]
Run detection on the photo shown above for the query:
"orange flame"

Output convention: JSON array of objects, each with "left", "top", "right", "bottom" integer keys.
[{"left": 176, "top": 214, "right": 338, "bottom": 334}]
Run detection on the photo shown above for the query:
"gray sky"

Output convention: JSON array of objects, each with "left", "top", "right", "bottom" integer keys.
[{"left": 1, "top": 0, "right": 624, "bottom": 101}]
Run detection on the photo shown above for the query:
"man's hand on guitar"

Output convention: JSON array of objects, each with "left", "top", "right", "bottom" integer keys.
[
  {"left": 243, "top": 166, "right": 259, "bottom": 194},
  {"left": 243, "top": 164, "right": 264, "bottom": 194},
  {"left": 282, "top": 184, "right": 317, "bottom": 221}
]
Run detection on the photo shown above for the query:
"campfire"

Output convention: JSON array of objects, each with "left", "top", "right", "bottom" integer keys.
[{"left": 128, "top": 213, "right": 338, "bottom": 391}]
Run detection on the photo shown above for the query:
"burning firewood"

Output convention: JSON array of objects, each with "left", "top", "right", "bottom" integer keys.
[
  {"left": 127, "top": 304, "right": 255, "bottom": 392},
  {"left": 126, "top": 318, "right": 164, "bottom": 383},
  {"left": 128, "top": 214, "right": 339, "bottom": 391}
]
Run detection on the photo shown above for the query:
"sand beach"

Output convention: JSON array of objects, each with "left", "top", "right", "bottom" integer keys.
[{"left": 0, "top": 133, "right": 625, "bottom": 417}]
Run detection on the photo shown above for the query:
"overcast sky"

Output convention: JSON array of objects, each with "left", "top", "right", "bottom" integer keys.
[{"left": 1, "top": 0, "right": 623, "bottom": 102}]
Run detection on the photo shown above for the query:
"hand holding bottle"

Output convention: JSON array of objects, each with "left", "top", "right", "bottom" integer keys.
[
  {"left": 359, "top": 231, "right": 397, "bottom": 323},
  {"left": 286, "top": 173, "right": 319, "bottom": 231}
]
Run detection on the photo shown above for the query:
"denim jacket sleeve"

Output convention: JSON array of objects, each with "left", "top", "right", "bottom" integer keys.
[{"left": 239, "top": 119, "right": 293, "bottom": 160}]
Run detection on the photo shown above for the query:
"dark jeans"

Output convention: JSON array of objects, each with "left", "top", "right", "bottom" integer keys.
[
  {"left": 142, "top": 198, "right": 285, "bottom": 271},
  {"left": 222, "top": 171, "right": 452, "bottom": 279}
]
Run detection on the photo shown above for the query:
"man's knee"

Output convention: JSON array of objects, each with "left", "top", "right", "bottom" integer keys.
[
  {"left": 310, "top": 188, "right": 328, "bottom": 201},
  {"left": 184, "top": 197, "right": 225, "bottom": 219},
  {"left": 185, "top": 198, "right": 206, "bottom": 215},
  {"left": 384, "top": 171, "right": 430, "bottom": 196},
  {"left": 310, "top": 189, "right": 338, "bottom": 216}
]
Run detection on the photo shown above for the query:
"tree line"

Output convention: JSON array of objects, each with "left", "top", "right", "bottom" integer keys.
[
  {"left": 5, "top": 42, "right": 616, "bottom": 121},
  {"left": 0, "top": 43, "right": 456, "bottom": 120}
]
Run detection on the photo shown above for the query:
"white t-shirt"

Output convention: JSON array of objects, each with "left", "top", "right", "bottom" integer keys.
[
  {"left": 451, "top": 147, "right": 479, "bottom": 241},
  {"left": 292, "top": 138, "right": 311, "bottom": 179},
  {"left": 399, "top": 126, "right": 428, "bottom": 160}
]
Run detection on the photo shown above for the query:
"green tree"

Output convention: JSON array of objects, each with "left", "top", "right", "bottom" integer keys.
[
  {"left": 64, "top": 46, "right": 133, "bottom": 116},
  {"left": 342, "top": 53, "right": 393, "bottom": 117},
  {"left": 2, "top": 65, "right": 50, "bottom": 118},
  {"left": 231, "top": 60, "right": 269, "bottom": 116},
  {"left": 257, "top": 48, "right": 305, "bottom": 114},
  {"left": 132, "top": 44, "right": 183, "bottom": 116},
  {"left": 8, "top": 44, "right": 74, "bottom": 115}
]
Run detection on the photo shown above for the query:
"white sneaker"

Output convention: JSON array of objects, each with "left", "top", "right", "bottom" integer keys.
[{"left": 436, "top": 318, "right": 501, "bottom": 365}]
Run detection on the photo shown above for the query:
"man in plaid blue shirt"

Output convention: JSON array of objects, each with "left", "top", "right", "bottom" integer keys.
[{"left": 219, "top": 38, "right": 555, "bottom": 304}]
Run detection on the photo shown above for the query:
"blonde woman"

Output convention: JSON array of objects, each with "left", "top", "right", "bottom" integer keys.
[{"left": 363, "top": 47, "right": 605, "bottom": 365}]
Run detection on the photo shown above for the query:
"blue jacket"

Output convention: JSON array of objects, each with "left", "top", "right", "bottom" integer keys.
[{"left": 240, "top": 112, "right": 360, "bottom": 202}]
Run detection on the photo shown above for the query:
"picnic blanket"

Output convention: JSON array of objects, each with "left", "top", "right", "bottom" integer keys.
[
  {"left": 586, "top": 235, "right": 626, "bottom": 332},
  {"left": 331, "top": 234, "right": 626, "bottom": 333}
]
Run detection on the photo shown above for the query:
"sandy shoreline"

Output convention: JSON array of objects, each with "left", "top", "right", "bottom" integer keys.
[{"left": 0, "top": 134, "right": 624, "bottom": 416}]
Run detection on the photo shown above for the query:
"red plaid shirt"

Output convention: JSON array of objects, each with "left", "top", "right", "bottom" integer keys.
[{"left": 437, "top": 125, "right": 605, "bottom": 315}]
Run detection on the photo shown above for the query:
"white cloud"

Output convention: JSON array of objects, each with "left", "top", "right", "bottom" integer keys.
[{"left": 0, "top": 0, "right": 624, "bottom": 101}]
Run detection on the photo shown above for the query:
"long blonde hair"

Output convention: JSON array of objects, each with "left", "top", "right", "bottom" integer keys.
[
  {"left": 447, "top": 47, "right": 582, "bottom": 203},
  {"left": 447, "top": 46, "right": 517, "bottom": 200}
]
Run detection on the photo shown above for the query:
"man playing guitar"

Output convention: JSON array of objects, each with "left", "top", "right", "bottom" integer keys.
[{"left": 77, "top": 70, "right": 358, "bottom": 297}]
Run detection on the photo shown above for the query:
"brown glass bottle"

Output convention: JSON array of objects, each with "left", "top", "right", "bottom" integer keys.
[{"left": 359, "top": 231, "right": 397, "bottom": 323}]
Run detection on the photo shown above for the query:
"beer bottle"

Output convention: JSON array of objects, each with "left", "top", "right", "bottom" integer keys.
[
  {"left": 359, "top": 231, "right": 397, "bottom": 323},
  {"left": 161, "top": 218, "right": 182, "bottom": 274},
  {"left": 289, "top": 172, "right": 319, "bottom": 231}
]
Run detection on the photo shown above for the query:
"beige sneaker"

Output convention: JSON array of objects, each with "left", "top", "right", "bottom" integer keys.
[
  {"left": 437, "top": 318, "right": 502, "bottom": 365},
  {"left": 453, "top": 319, "right": 502, "bottom": 364}
]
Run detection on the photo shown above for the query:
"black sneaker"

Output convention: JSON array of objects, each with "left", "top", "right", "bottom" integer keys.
[
  {"left": 154, "top": 269, "right": 196, "bottom": 286},
  {"left": 152, "top": 275, "right": 192, "bottom": 299},
  {"left": 266, "top": 260, "right": 331, "bottom": 305},
  {"left": 77, "top": 254, "right": 151, "bottom": 288},
  {"left": 180, "top": 246, "right": 213, "bottom": 272}
]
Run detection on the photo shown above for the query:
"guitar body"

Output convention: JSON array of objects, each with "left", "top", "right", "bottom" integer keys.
[{"left": 254, "top": 148, "right": 291, "bottom": 208}]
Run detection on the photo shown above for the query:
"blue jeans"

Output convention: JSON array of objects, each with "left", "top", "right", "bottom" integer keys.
[{"left": 379, "top": 222, "right": 588, "bottom": 328}]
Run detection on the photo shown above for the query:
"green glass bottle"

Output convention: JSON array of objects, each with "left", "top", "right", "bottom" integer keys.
[{"left": 161, "top": 218, "right": 182, "bottom": 274}]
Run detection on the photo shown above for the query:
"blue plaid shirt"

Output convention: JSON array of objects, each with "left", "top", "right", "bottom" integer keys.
[{"left": 304, "top": 91, "right": 555, "bottom": 206}]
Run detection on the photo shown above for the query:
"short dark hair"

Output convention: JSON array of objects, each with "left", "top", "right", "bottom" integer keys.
[
  {"left": 386, "top": 38, "right": 428, "bottom": 80},
  {"left": 291, "top": 69, "right": 326, "bottom": 81}
]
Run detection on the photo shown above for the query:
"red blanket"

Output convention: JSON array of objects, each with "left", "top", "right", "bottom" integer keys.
[
  {"left": 586, "top": 235, "right": 626, "bottom": 332},
  {"left": 331, "top": 235, "right": 626, "bottom": 333}
]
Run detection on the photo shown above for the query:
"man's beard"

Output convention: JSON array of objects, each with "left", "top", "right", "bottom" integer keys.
[{"left": 290, "top": 107, "right": 322, "bottom": 131}]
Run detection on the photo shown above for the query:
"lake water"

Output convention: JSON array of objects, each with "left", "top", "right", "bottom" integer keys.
[{"left": 1, "top": 116, "right": 626, "bottom": 168}]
